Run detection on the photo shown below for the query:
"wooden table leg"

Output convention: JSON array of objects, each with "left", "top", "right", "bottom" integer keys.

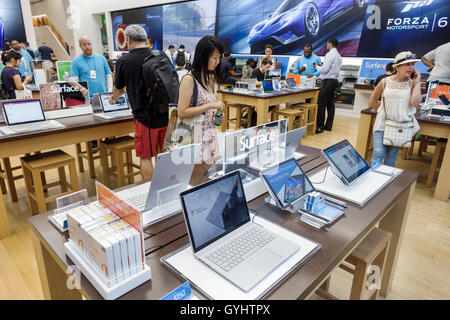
[
  {"left": 256, "top": 100, "right": 269, "bottom": 126},
  {"left": 378, "top": 180, "right": 416, "bottom": 297},
  {"left": 433, "top": 130, "right": 450, "bottom": 202},
  {"left": 356, "top": 113, "right": 374, "bottom": 161},
  {"left": 30, "top": 229, "right": 82, "bottom": 300},
  {"left": 0, "top": 192, "right": 11, "bottom": 239}
]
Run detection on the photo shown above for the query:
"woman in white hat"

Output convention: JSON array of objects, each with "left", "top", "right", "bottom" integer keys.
[{"left": 368, "top": 51, "right": 422, "bottom": 166}]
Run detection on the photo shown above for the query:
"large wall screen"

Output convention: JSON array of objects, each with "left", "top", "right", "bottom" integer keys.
[
  {"left": 111, "top": 0, "right": 216, "bottom": 52},
  {"left": 216, "top": 0, "right": 450, "bottom": 57},
  {"left": 0, "top": 0, "right": 27, "bottom": 49},
  {"left": 111, "top": 0, "right": 449, "bottom": 58}
]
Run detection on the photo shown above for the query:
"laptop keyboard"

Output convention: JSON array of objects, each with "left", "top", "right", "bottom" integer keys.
[
  {"left": 206, "top": 226, "right": 276, "bottom": 272},
  {"left": 105, "top": 110, "right": 132, "bottom": 118},
  {"left": 126, "top": 193, "right": 147, "bottom": 208},
  {"left": 9, "top": 120, "right": 63, "bottom": 133}
]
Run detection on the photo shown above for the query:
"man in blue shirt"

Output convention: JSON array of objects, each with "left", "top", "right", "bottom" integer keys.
[
  {"left": 70, "top": 36, "right": 112, "bottom": 100},
  {"left": 10, "top": 40, "right": 34, "bottom": 77},
  {"left": 37, "top": 42, "right": 56, "bottom": 61},
  {"left": 291, "top": 44, "right": 321, "bottom": 78}
]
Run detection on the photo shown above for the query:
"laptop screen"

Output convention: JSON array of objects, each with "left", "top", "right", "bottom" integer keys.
[
  {"left": 261, "top": 158, "right": 314, "bottom": 208},
  {"left": 286, "top": 78, "right": 297, "bottom": 88},
  {"left": 40, "top": 81, "right": 89, "bottom": 111},
  {"left": 269, "top": 69, "right": 281, "bottom": 77},
  {"left": 262, "top": 80, "right": 273, "bottom": 92},
  {"left": 180, "top": 171, "right": 250, "bottom": 253},
  {"left": 2, "top": 100, "right": 45, "bottom": 125},
  {"left": 99, "top": 92, "right": 129, "bottom": 112},
  {"left": 323, "top": 139, "right": 370, "bottom": 185}
]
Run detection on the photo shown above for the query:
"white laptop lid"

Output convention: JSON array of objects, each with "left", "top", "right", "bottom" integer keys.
[
  {"left": 1, "top": 99, "right": 46, "bottom": 126},
  {"left": 286, "top": 126, "right": 307, "bottom": 157},
  {"left": 99, "top": 92, "right": 130, "bottom": 113},
  {"left": 144, "top": 143, "right": 200, "bottom": 210}
]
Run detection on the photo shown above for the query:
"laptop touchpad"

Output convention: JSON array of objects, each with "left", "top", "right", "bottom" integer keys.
[{"left": 248, "top": 248, "right": 282, "bottom": 272}]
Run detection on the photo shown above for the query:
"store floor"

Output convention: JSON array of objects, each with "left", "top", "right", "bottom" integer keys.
[{"left": 0, "top": 114, "right": 449, "bottom": 300}]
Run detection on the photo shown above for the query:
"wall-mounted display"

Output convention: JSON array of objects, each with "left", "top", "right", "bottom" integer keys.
[
  {"left": 111, "top": 0, "right": 216, "bottom": 53},
  {"left": 0, "top": 0, "right": 27, "bottom": 49},
  {"left": 216, "top": 0, "right": 449, "bottom": 57}
]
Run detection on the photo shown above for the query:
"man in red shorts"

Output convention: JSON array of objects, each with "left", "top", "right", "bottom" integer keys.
[{"left": 109, "top": 25, "right": 168, "bottom": 179}]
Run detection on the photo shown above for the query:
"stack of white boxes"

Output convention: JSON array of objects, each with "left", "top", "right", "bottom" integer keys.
[{"left": 67, "top": 203, "right": 144, "bottom": 287}]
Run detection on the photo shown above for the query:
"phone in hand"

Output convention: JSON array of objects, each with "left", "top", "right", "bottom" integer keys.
[{"left": 410, "top": 71, "right": 417, "bottom": 79}]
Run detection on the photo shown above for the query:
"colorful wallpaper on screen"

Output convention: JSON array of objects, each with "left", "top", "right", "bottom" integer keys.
[
  {"left": 111, "top": 0, "right": 216, "bottom": 52},
  {"left": 0, "top": 0, "right": 27, "bottom": 49},
  {"left": 217, "top": 0, "right": 450, "bottom": 57}
]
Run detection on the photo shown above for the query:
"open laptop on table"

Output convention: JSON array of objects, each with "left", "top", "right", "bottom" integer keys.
[
  {"left": 285, "top": 78, "right": 303, "bottom": 91},
  {"left": 244, "top": 79, "right": 257, "bottom": 91},
  {"left": 117, "top": 144, "right": 200, "bottom": 226},
  {"left": 0, "top": 99, "right": 64, "bottom": 134},
  {"left": 260, "top": 158, "right": 315, "bottom": 213},
  {"left": 285, "top": 126, "right": 307, "bottom": 160},
  {"left": 96, "top": 92, "right": 132, "bottom": 119},
  {"left": 321, "top": 139, "right": 371, "bottom": 186},
  {"left": 91, "top": 93, "right": 102, "bottom": 111},
  {"left": 180, "top": 170, "right": 300, "bottom": 292}
]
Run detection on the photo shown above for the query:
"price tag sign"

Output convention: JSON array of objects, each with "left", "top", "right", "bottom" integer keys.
[{"left": 160, "top": 281, "right": 192, "bottom": 300}]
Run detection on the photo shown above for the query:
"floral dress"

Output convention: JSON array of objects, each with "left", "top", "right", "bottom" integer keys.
[{"left": 193, "top": 78, "right": 220, "bottom": 165}]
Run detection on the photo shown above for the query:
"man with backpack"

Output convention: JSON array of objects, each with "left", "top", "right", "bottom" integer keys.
[
  {"left": 108, "top": 25, "right": 171, "bottom": 179},
  {"left": 174, "top": 45, "right": 189, "bottom": 70}
]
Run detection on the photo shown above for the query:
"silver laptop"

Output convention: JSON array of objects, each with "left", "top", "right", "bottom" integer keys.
[
  {"left": 180, "top": 171, "right": 300, "bottom": 292},
  {"left": 321, "top": 139, "right": 371, "bottom": 186},
  {"left": 119, "top": 144, "right": 200, "bottom": 225},
  {"left": 91, "top": 93, "right": 102, "bottom": 111},
  {"left": 98, "top": 92, "right": 132, "bottom": 118},
  {"left": 0, "top": 99, "right": 64, "bottom": 134},
  {"left": 285, "top": 126, "right": 307, "bottom": 160},
  {"left": 260, "top": 158, "right": 315, "bottom": 213},
  {"left": 244, "top": 79, "right": 257, "bottom": 91}
]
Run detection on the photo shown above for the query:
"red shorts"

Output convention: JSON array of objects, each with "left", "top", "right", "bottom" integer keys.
[{"left": 134, "top": 120, "right": 167, "bottom": 159}]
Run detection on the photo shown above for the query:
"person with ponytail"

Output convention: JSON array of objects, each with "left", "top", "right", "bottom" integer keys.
[{"left": 1, "top": 51, "right": 33, "bottom": 99}]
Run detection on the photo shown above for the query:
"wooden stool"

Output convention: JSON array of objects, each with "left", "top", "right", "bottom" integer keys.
[
  {"left": 227, "top": 104, "right": 254, "bottom": 130},
  {"left": 426, "top": 139, "right": 447, "bottom": 188},
  {"left": 21, "top": 150, "right": 79, "bottom": 214},
  {"left": 75, "top": 140, "right": 101, "bottom": 178},
  {"left": 316, "top": 228, "right": 392, "bottom": 300},
  {"left": 273, "top": 108, "right": 305, "bottom": 131},
  {"left": 100, "top": 136, "right": 140, "bottom": 188},
  {"left": 0, "top": 154, "right": 46, "bottom": 202},
  {"left": 289, "top": 102, "right": 318, "bottom": 136}
]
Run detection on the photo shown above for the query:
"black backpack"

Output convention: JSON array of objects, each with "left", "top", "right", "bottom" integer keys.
[
  {"left": 175, "top": 51, "right": 186, "bottom": 67},
  {"left": 142, "top": 50, "right": 179, "bottom": 114}
]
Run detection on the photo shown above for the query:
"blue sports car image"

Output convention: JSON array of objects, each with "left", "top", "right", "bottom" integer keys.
[{"left": 248, "top": 0, "right": 366, "bottom": 53}]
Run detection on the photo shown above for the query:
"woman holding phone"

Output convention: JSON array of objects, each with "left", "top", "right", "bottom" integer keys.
[{"left": 368, "top": 51, "right": 422, "bottom": 167}]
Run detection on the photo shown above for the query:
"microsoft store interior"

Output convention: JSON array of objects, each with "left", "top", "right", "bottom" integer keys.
[{"left": 0, "top": 0, "right": 449, "bottom": 301}]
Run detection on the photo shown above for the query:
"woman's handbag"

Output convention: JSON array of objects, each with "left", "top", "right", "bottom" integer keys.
[
  {"left": 162, "top": 74, "right": 198, "bottom": 153},
  {"left": 381, "top": 79, "right": 417, "bottom": 148}
]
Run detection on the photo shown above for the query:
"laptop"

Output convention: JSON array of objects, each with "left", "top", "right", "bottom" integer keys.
[
  {"left": 262, "top": 79, "right": 274, "bottom": 92},
  {"left": 98, "top": 92, "right": 132, "bottom": 118},
  {"left": 91, "top": 93, "right": 102, "bottom": 111},
  {"left": 268, "top": 69, "right": 281, "bottom": 78},
  {"left": 260, "top": 158, "right": 315, "bottom": 212},
  {"left": 118, "top": 144, "right": 200, "bottom": 225},
  {"left": 0, "top": 99, "right": 64, "bottom": 134},
  {"left": 244, "top": 79, "right": 257, "bottom": 91},
  {"left": 286, "top": 78, "right": 299, "bottom": 89},
  {"left": 285, "top": 126, "right": 307, "bottom": 160},
  {"left": 180, "top": 170, "right": 300, "bottom": 292},
  {"left": 321, "top": 139, "right": 371, "bottom": 186}
]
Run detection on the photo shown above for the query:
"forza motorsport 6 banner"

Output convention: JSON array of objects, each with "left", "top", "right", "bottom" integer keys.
[{"left": 358, "top": 0, "right": 450, "bottom": 57}]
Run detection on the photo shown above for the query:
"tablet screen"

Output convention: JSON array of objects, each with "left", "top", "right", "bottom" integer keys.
[
  {"left": 99, "top": 92, "right": 129, "bottom": 112},
  {"left": 323, "top": 139, "right": 370, "bottom": 184},
  {"left": 261, "top": 158, "right": 314, "bottom": 208}
]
